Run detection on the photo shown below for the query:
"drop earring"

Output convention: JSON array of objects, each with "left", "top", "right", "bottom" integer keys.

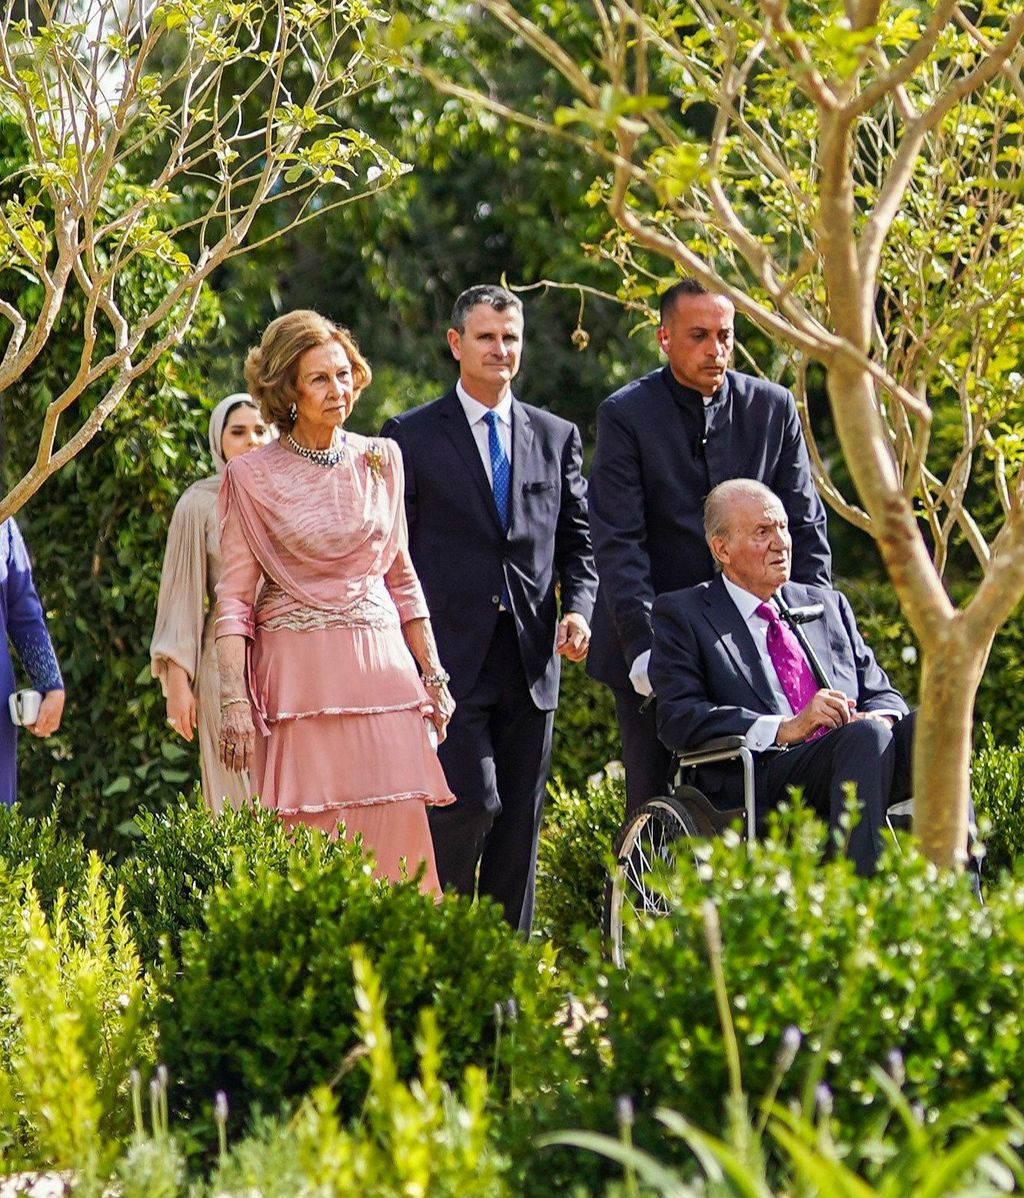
[{"left": 288, "top": 402, "right": 297, "bottom": 423}]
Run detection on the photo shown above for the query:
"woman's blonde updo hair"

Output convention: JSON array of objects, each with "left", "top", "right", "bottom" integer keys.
[{"left": 243, "top": 310, "right": 372, "bottom": 430}]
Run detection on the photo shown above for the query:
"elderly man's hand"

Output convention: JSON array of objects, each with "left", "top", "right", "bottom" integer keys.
[
  {"left": 776, "top": 689, "right": 853, "bottom": 746},
  {"left": 556, "top": 612, "right": 591, "bottom": 662}
]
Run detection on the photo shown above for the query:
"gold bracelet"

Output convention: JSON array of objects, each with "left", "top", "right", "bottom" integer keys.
[{"left": 220, "top": 696, "right": 249, "bottom": 712}]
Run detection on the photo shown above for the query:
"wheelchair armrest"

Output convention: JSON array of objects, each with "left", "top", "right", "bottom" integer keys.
[{"left": 675, "top": 735, "right": 747, "bottom": 769}]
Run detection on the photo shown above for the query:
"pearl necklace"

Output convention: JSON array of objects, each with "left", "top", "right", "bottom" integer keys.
[{"left": 285, "top": 430, "right": 347, "bottom": 468}]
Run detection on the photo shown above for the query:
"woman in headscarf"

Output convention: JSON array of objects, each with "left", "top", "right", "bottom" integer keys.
[{"left": 150, "top": 395, "right": 272, "bottom": 812}]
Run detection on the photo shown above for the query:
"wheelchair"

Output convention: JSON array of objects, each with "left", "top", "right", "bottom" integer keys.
[
  {"left": 602, "top": 735, "right": 915, "bottom": 968},
  {"left": 602, "top": 596, "right": 917, "bottom": 969}
]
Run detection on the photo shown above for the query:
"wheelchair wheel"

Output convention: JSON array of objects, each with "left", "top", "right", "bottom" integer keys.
[{"left": 603, "top": 796, "right": 702, "bottom": 969}]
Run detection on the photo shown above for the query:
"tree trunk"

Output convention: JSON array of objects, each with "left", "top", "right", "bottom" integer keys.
[
  {"left": 820, "top": 355, "right": 976, "bottom": 866},
  {"left": 911, "top": 625, "right": 989, "bottom": 867}
]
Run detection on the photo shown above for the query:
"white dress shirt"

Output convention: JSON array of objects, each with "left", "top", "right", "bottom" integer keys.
[
  {"left": 721, "top": 576, "right": 900, "bottom": 751},
  {"left": 721, "top": 576, "right": 792, "bottom": 752},
  {"left": 456, "top": 380, "right": 513, "bottom": 483}
]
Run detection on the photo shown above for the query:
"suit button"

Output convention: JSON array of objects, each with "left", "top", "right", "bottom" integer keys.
[{"left": 492, "top": 595, "right": 500, "bottom": 604}]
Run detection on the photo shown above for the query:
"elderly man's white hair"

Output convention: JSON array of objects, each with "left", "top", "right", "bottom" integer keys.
[{"left": 703, "top": 478, "right": 782, "bottom": 546}]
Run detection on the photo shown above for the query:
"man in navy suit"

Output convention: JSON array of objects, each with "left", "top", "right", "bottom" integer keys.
[
  {"left": 650, "top": 479, "right": 909, "bottom": 874},
  {"left": 382, "top": 285, "right": 597, "bottom": 931},
  {"left": 588, "top": 279, "right": 832, "bottom": 817}
]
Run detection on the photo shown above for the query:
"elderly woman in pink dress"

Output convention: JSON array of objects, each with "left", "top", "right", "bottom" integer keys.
[{"left": 215, "top": 310, "right": 455, "bottom": 891}]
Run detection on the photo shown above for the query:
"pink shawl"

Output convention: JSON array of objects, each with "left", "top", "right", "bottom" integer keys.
[{"left": 217, "top": 437, "right": 416, "bottom": 622}]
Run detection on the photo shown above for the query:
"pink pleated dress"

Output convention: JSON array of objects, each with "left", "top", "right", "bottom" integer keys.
[{"left": 215, "top": 435, "right": 454, "bottom": 893}]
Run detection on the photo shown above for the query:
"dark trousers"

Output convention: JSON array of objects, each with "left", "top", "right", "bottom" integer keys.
[
  {"left": 612, "top": 684, "right": 675, "bottom": 819},
  {"left": 764, "top": 712, "right": 916, "bottom": 875},
  {"left": 429, "top": 615, "right": 554, "bottom": 933}
]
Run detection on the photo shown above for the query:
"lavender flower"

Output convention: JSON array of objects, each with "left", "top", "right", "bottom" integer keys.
[{"left": 776, "top": 1025, "right": 801, "bottom": 1071}]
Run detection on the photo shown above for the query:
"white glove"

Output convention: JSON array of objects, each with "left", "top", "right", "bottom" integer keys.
[{"left": 629, "top": 649, "right": 653, "bottom": 697}]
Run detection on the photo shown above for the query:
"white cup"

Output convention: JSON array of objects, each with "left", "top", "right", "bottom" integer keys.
[{"left": 9, "top": 689, "right": 42, "bottom": 726}]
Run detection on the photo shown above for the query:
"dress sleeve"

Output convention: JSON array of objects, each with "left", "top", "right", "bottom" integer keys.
[
  {"left": 5, "top": 519, "right": 63, "bottom": 692},
  {"left": 150, "top": 486, "right": 208, "bottom": 690},
  {"left": 214, "top": 467, "right": 263, "bottom": 640},
  {"left": 381, "top": 441, "right": 429, "bottom": 623}
]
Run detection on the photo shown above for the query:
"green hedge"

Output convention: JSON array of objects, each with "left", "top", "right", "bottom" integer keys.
[
  {"left": 156, "top": 843, "right": 562, "bottom": 1149},
  {"left": 114, "top": 792, "right": 357, "bottom": 970},
  {"left": 549, "top": 660, "right": 620, "bottom": 791},
  {"left": 535, "top": 773, "right": 623, "bottom": 957},
  {"left": 511, "top": 804, "right": 1021, "bottom": 1196},
  {"left": 971, "top": 724, "right": 1024, "bottom": 875}
]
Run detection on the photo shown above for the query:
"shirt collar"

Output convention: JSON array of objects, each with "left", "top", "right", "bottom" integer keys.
[
  {"left": 662, "top": 365, "right": 725, "bottom": 409},
  {"left": 456, "top": 379, "right": 514, "bottom": 425},
  {"left": 722, "top": 574, "right": 774, "bottom": 623}
]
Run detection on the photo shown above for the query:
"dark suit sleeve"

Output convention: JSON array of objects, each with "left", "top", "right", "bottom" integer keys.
[
  {"left": 650, "top": 594, "right": 766, "bottom": 752},
  {"left": 555, "top": 423, "right": 598, "bottom": 622},
  {"left": 836, "top": 592, "right": 910, "bottom": 716},
  {"left": 589, "top": 400, "right": 655, "bottom": 663},
  {"left": 380, "top": 417, "right": 416, "bottom": 529},
  {"left": 772, "top": 395, "right": 831, "bottom": 587}
]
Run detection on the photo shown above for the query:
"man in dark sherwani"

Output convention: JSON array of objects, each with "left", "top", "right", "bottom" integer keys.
[{"left": 587, "top": 279, "right": 832, "bottom": 817}]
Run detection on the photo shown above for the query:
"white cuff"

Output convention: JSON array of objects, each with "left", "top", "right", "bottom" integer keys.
[
  {"left": 629, "top": 650, "right": 653, "bottom": 697},
  {"left": 745, "top": 715, "right": 783, "bottom": 752}
]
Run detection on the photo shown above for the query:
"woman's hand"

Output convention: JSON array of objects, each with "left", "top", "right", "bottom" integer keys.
[
  {"left": 425, "top": 682, "right": 455, "bottom": 744},
  {"left": 219, "top": 699, "right": 255, "bottom": 772},
  {"left": 165, "top": 668, "right": 197, "bottom": 742},
  {"left": 25, "top": 689, "right": 64, "bottom": 738}
]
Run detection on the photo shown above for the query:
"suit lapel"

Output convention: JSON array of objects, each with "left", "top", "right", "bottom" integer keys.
[
  {"left": 701, "top": 576, "right": 779, "bottom": 711},
  {"left": 438, "top": 389, "right": 504, "bottom": 534},
  {"left": 508, "top": 399, "right": 534, "bottom": 536}
]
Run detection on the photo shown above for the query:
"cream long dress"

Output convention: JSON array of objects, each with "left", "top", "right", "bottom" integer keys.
[{"left": 151, "top": 475, "right": 252, "bottom": 813}]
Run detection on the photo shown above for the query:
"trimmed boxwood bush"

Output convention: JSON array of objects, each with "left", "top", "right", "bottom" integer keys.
[
  {"left": 114, "top": 793, "right": 356, "bottom": 969},
  {"left": 535, "top": 772, "right": 623, "bottom": 956},
  {"left": 156, "top": 841, "right": 563, "bottom": 1148},
  {"left": 549, "top": 659, "right": 620, "bottom": 791},
  {"left": 512, "top": 805, "right": 1024, "bottom": 1196},
  {"left": 0, "top": 802, "right": 92, "bottom": 915},
  {"left": 971, "top": 724, "right": 1024, "bottom": 875}
]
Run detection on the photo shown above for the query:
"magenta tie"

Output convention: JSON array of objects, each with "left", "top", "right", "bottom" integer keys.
[{"left": 755, "top": 602, "right": 824, "bottom": 738}]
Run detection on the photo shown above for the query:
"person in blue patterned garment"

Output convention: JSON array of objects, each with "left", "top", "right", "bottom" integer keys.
[{"left": 0, "top": 518, "right": 64, "bottom": 806}]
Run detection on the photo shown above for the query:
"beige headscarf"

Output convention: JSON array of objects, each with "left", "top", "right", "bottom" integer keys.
[{"left": 208, "top": 393, "right": 258, "bottom": 475}]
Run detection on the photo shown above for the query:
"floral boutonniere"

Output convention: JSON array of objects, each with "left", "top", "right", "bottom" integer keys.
[{"left": 364, "top": 443, "right": 385, "bottom": 485}]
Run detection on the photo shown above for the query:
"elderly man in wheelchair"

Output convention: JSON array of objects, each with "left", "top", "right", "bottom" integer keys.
[{"left": 605, "top": 479, "right": 977, "bottom": 962}]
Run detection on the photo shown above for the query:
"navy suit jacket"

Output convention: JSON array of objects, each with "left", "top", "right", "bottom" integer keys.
[
  {"left": 588, "top": 367, "right": 831, "bottom": 689},
  {"left": 649, "top": 576, "right": 908, "bottom": 805},
  {"left": 382, "top": 390, "right": 597, "bottom": 711}
]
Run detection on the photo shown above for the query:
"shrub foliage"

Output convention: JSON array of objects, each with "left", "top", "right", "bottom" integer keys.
[
  {"left": 156, "top": 841, "right": 561, "bottom": 1146},
  {"left": 513, "top": 805, "right": 1024, "bottom": 1195}
]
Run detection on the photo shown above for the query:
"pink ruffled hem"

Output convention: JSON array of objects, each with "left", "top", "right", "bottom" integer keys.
[
  {"left": 268, "top": 700, "right": 427, "bottom": 723},
  {"left": 261, "top": 789, "right": 454, "bottom": 814},
  {"left": 250, "top": 624, "right": 430, "bottom": 725}
]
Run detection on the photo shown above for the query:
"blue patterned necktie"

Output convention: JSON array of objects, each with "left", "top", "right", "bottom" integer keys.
[{"left": 484, "top": 410, "right": 511, "bottom": 533}]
